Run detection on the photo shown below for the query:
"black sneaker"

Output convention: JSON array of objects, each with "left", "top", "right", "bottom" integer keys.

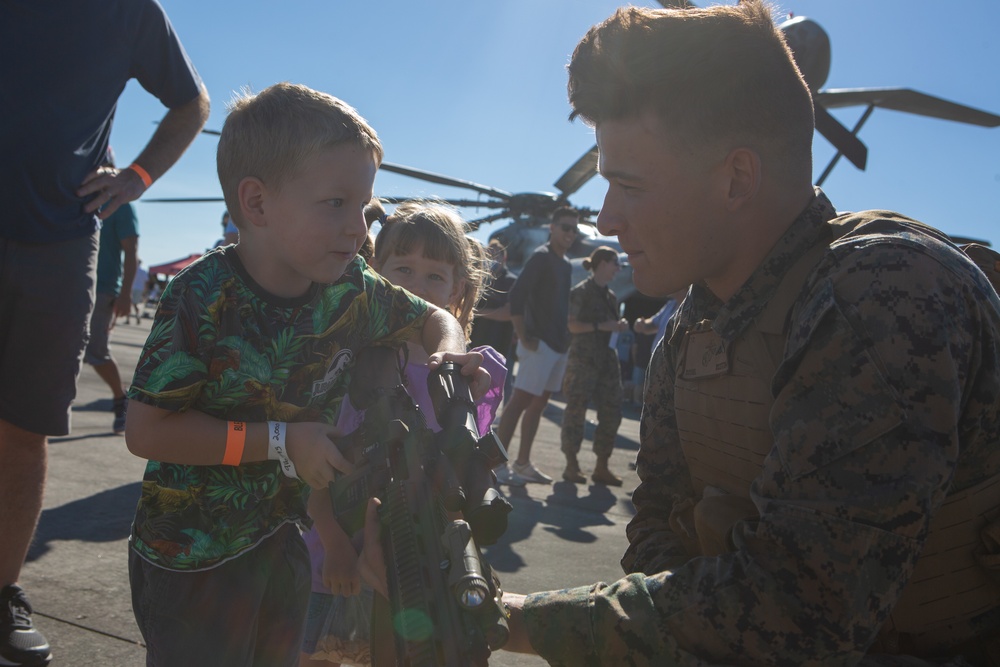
[
  {"left": 112, "top": 397, "right": 127, "bottom": 435},
  {"left": 0, "top": 584, "right": 51, "bottom": 666}
]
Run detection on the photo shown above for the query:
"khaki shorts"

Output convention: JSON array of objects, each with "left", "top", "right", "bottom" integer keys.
[
  {"left": 513, "top": 339, "right": 568, "bottom": 397},
  {"left": 0, "top": 232, "right": 97, "bottom": 435}
]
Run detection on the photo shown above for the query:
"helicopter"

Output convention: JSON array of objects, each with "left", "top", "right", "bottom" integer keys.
[
  {"left": 144, "top": 2, "right": 999, "bottom": 317},
  {"left": 366, "top": 1, "right": 1000, "bottom": 311}
]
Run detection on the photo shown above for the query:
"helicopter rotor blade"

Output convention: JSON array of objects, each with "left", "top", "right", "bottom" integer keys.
[
  {"left": 813, "top": 103, "right": 868, "bottom": 171},
  {"left": 466, "top": 211, "right": 512, "bottom": 231},
  {"left": 153, "top": 121, "right": 221, "bottom": 137},
  {"left": 379, "top": 162, "right": 512, "bottom": 200},
  {"left": 143, "top": 197, "right": 225, "bottom": 203},
  {"left": 554, "top": 145, "right": 599, "bottom": 197},
  {"left": 816, "top": 88, "right": 1000, "bottom": 127},
  {"left": 378, "top": 196, "right": 509, "bottom": 210}
]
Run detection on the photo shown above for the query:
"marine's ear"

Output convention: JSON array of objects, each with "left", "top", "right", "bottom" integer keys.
[
  {"left": 238, "top": 176, "right": 268, "bottom": 227},
  {"left": 722, "top": 147, "right": 761, "bottom": 211}
]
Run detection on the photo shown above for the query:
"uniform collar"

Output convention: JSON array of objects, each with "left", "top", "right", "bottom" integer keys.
[{"left": 673, "top": 188, "right": 838, "bottom": 346}]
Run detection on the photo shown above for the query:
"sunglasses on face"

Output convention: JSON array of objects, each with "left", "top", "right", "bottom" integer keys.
[{"left": 557, "top": 223, "right": 580, "bottom": 233}]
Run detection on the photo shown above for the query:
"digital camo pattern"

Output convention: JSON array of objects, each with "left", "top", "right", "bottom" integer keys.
[
  {"left": 129, "top": 248, "right": 428, "bottom": 571},
  {"left": 524, "top": 191, "right": 1000, "bottom": 665},
  {"left": 561, "top": 277, "right": 623, "bottom": 458}
]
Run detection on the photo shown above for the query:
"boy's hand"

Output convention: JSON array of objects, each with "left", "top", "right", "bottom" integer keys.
[
  {"left": 285, "top": 422, "right": 353, "bottom": 489},
  {"left": 427, "top": 350, "right": 491, "bottom": 402},
  {"left": 322, "top": 546, "right": 361, "bottom": 597}
]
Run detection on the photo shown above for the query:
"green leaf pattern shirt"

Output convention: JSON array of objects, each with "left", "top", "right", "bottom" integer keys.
[{"left": 128, "top": 247, "right": 429, "bottom": 571}]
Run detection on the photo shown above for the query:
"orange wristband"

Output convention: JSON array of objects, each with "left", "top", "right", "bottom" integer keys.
[
  {"left": 223, "top": 421, "right": 247, "bottom": 466},
  {"left": 127, "top": 163, "right": 153, "bottom": 189}
]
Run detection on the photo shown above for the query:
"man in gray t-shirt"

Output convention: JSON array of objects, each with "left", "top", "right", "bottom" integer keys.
[{"left": 494, "top": 206, "right": 578, "bottom": 486}]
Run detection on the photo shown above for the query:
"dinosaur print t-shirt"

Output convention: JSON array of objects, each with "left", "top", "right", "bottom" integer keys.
[{"left": 128, "top": 247, "right": 428, "bottom": 571}]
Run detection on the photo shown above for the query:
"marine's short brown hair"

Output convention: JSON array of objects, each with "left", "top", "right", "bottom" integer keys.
[
  {"left": 568, "top": 0, "right": 813, "bottom": 177},
  {"left": 217, "top": 83, "right": 383, "bottom": 226}
]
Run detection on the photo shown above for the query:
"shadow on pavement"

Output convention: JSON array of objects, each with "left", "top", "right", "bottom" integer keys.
[
  {"left": 484, "top": 481, "right": 619, "bottom": 573},
  {"left": 71, "top": 398, "right": 115, "bottom": 413},
  {"left": 26, "top": 482, "right": 141, "bottom": 561}
]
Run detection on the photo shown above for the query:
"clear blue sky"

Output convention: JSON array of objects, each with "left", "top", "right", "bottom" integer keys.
[{"left": 110, "top": 0, "right": 1000, "bottom": 267}]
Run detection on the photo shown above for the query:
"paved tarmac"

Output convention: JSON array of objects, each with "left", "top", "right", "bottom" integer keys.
[{"left": 19, "top": 313, "right": 643, "bottom": 666}]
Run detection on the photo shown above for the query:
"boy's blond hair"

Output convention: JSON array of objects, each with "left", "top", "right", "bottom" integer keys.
[
  {"left": 373, "top": 201, "right": 487, "bottom": 338},
  {"left": 217, "top": 82, "right": 383, "bottom": 227}
]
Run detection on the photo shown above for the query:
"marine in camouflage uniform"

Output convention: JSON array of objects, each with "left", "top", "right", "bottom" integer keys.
[
  {"left": 560, "top": 273, "right": 624, "bottom": 484},
  {"left": 522, "top": 191, "right": 1000, "bottom": 666}
]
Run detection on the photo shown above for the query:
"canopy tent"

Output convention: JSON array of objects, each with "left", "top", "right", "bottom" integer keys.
[{"left": 147, "top": 253, "right": 202, "bottom": 277}]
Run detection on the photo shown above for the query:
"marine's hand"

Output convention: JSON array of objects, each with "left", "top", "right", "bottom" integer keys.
[
  {"left": 357, "top": 498, "right": 388, "bottom": 599},
  {"left": 77, "top": 165, "right": 147, "bottom": 219},
  {"left": 285, "top": 422, "right": 354, "bottom": 489},
  {"left": 322, "top": 546, "right": 361, "bottom": 597},
  {"left": 427, "top": 350, "right": 491, "bottom": 401},
  {"left": 615, "top": 317, "right": 630, "bottom": 333},
  {"left": 499, "top": 592, "right": 536, "bottom": 654}
]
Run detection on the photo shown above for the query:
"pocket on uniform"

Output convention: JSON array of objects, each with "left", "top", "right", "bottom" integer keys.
[{"left": 770, "top": 280, "right": 905, "bottom": 480}]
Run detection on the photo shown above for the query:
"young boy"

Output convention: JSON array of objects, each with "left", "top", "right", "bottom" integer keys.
[{"left": 124, "top": 82, "right": 485, "bottom": 667}]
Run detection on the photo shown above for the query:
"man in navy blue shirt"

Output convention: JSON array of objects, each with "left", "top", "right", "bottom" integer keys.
[
  {"left": 494, "top": 206, "right": 578, "bottom": 485},
  {"left": 0, "top": 2, "right": 209, "bottom": 663}
]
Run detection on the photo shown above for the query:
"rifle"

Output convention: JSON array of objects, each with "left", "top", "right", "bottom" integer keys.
[{"left": 330, "top": 346, "right": 513, "bottom": 666}]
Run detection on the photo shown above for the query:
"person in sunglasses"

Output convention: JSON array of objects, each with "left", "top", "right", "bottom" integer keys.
[{"left": 494, "top": 206, "right": 580, "bottom": 485}]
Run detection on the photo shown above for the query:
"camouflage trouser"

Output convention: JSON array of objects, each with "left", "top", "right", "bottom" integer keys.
[{"left": 561, "top": 349, "right": 623, "bottom": 459}]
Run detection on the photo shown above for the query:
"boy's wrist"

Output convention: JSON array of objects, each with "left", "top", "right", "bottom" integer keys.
[
  {"left": 222, "top": 421, "right": 247, "bottom": 465},
  {"left": 267, "top": 421, "right": 299, "bottom": 479}
]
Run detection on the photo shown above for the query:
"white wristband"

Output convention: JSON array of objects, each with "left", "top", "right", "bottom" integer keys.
[{"left": 267, "top": 421, "right": 298, "bottom": 479}]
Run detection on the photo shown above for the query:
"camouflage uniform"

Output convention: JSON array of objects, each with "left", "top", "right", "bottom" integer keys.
[
  {"left": 561, "top": 277, "right": 623, "bottom": 459},
  {"left": 522, "top": 190, "right": 1000, "bottom": 666}
]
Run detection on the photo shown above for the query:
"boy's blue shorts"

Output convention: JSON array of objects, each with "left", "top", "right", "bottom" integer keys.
[{"left": 129, "top": 523, "right": 310, "bottom": 667}]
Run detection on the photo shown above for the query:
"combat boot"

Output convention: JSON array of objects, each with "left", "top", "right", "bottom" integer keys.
[
  {"left": 592, "top": 457, "right": 623, "bottom": 487},
  {"left": 562, "top": 456, "right": 586, "bottom": 484}
]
